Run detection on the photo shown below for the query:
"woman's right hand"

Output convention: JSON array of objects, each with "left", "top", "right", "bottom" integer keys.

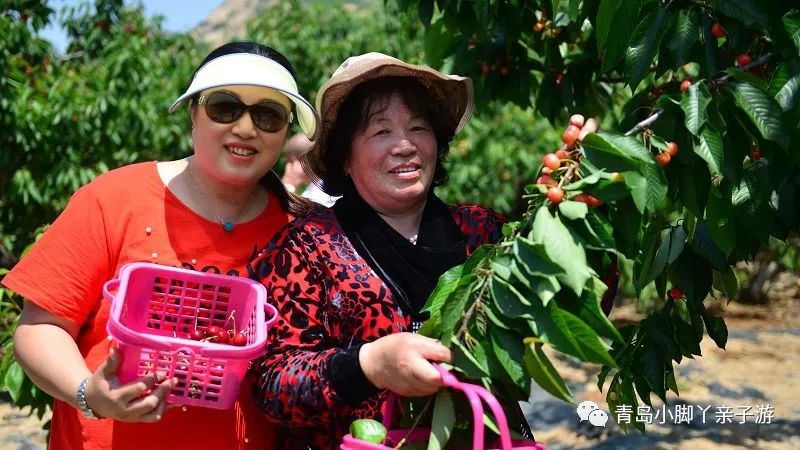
[
  {"left": 359, "top": 332, "right": 452, "bottom": 397},
  {"left": 84, "top": 348, "right": 177, "bottom": 422}
]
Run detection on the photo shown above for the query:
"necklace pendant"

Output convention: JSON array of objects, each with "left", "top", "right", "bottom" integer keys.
[{"left": 222, "top": 221, "right": 235, "bottom": 232}]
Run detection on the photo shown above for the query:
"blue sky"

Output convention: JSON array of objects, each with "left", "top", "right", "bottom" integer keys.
[{"left": 41, "top": 0, "right": 226, "bottom": 53}]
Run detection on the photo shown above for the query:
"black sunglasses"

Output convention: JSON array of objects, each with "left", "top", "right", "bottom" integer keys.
[{"left": 198, "top": 91, "right": 293, "bottom": 133}]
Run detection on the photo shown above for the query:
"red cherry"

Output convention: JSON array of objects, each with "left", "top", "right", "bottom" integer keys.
[
  {"left": 569, "top": 114, "right": 585, "bottom": 128},
  {"left": 680, "top": 79, "right": 692, "bottom": 93},
  {"left": 230, "top": 332, "right": 248, "bottom": 346},
  {"left": 98, "top": 20, "right": 109, "bottom": 31},
  {"left": 666, "top": 142, "right": 679, "bottom": 156},
  {"left": 541, "top": 167, "right": 552, "bottom": 175},
  {"left": 499, "top": 66, "right": 509, "bottom": 76},
  {"left": 536, "top": 174, "right": 557, "bottom": 187},
  {"left": 668, "top": 287, "right": 684, "bottom": 299},
  {"left": 534, "top": 22, "right": 545, "bottom": 32},
  {"left": 711, "top": 23, "right": 726, "bottom": 38},
  {"left": 480, "top": 64, "right": 490, "bottom": 75},
  {"left": 752, "top": 150, "right": 761, "bottom": 161},
  {"left": 543, "top": 153, "right": 561, "bottom": 170},
  {"left": 189, "top": 329, "right": 205, "bottom": 341},
  {"left": 656, "top": 152, "right": 671, "bottom": 166},
  {"left": 587, "top": 195, "right": 603, "bottom": 207},
  {"left": 206, "top": 326, "right": 221, "bottom": 339},
  {"left": 555, "top": 149, "right": 569, "bottom": 159},
  {"left": 213, "top": 328, "right": 229, "bottom": 344},
  {"left": 573, "top": 194, "right": 589, "bottom": 204},
  {"left": 651, "top": 88, "right": 663, "bottom": 100},
  {"left": 561, "top": 124, "right": 581, "bottom": 147},
  {"left": 737, "top": 53, "right": 752, "bottom": 68},
  {"left": 546, "top": 187, "right": 565, "bottom": 204},
  {"left": 19, "top": 12, "right": 29, "bottom": 22},
  {"left": 555, "top": 73, "right": 564, "bottom": 85}
]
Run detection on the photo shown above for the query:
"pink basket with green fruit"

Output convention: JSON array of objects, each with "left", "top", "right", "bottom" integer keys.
[
  {"left": 341, "top": 365, "right": 545, "bottom": 450},
  {"left": 104, "top": 262, "right": 276, "bottom": 410}
]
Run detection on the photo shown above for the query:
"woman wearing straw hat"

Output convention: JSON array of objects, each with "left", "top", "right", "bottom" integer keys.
[
  {"left": 251, "top": 52, "right": 536, "bottom": 449},
  {"left": 4, "top": 41, "right": 318, "bottom": 449}
]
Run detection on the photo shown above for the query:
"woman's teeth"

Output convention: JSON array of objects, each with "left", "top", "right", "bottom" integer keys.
[
  {"left": 390, "top": 167, "right": 417, "bottom": 173},
  {"left": 227, "top": 146, "right": 256, "bottom": 156}
]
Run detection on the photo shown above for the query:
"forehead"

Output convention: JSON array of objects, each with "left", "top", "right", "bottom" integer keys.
[
  {"left": 203, "top": 85, "right": 291, "bottom": 107},
  {"left": 364, "top": 93, "right": 423, "bottom": 122}
]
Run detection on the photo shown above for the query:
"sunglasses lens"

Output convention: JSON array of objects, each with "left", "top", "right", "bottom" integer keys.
[
  {"left": 205, "top": 92, "right": 245, "bottom": 124},
  {"left": 250, "top": 103, "right": 290, "bottom": 132}
]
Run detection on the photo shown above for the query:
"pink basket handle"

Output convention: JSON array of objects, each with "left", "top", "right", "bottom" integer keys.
[
  {"left": 382, "top": 364, "right": 516, "bottom": 450},
  {"left": 264, "top": 302, "right": 278, "bottom": 328},
  {"left": 103, "top": 279, "right": 120, "bottom": 302}
]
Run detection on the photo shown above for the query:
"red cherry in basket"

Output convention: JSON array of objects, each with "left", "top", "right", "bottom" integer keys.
[
  {"left": 189, "top": 329, "right": 205, "bottom": 341},
  {"left": 230, "top": 332, "right": 248, "bottom": 346},
  {"left": 213, "top": 328, "right": 229, "bottom": 344}
]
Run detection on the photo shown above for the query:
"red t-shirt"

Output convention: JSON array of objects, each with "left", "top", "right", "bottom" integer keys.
[{"left": 3, "top": 161, "right": 288, "bottom": 450}]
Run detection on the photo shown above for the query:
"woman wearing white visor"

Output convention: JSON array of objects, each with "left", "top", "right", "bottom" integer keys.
[{"left": 5, "top": 41, "right": 318, "bottom": 450}]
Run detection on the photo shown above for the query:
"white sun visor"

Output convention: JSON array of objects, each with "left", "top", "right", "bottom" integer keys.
[{"left": 169, "top": 53, "right": 319, "bottom": 140}]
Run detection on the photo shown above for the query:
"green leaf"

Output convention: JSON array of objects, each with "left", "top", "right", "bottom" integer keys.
[
  {"left": 453, "top": 338, "right": 491, "bottom": 378},
  {"left": 601, "top": 0, "right": 643, "bottom": 71},
  {"left": 714, "top": 265, "right": 739, "bottom": 300},
  {"left": 666, "top": 7, "right": 700, "bottom": 66},
  {"left": 4, "top": 362, "right": 25, "bottom": 402},
  {"left": 524, "top": 341, "right": 574, "bottom": 403},
  {"left": 703, "top": 313, "right": 728, "bottom": 349},
  {"left": 558, "top": 200, "right": 589, "bottom": 220},
  {"left": 623, "top": 163, "right": 668, "bottom": 214},
  {"left": 581, "top": 133, "right": 643, "bottom": 172},
  {"left": 530, "top": 208, "right": 594, "bottom": 296},
  {"left": 560, "top": 278, "right": 624, "bottom": 344},
  {"left": 693, "top": 126, "right": 724, "bottom": 175},
  {"left": 490, "top": 327, "right": 531, "bottom": 391},
  {"left": 596, "top": 0, "right": 619, "bottom": 54},
  {"left": 440, "top": 275, "right": 478, "bottom": 345},
  {"left": 637, "top": 226, "right": 686, "bottom": 290},
  {"left": 640, "top": 344, "right": 667, "bottom": 401},
  {"left": 774, "top": 63, "right": 800, "bottom": 112},
  {"left": 491, "top": 277, "right": 534, "bottom": 320},
  {"left": 711, "top": 0, "right": 769, "bottom": 27},
  {"left": 674, "top": 317, "right": 702, "bottom": 357},
  {"left": 625, "top": 6, "right": 670, "bottom": 91},
  {"left": 422, "top": 265, "right": 464, "bottom": 314},
  {"left": 705, "top": 188, "right": 736, "bottom": 257},
  {"left": 676, "top": 250, "right": 713, "bottom": 307},
  {"left": 602, "top": 133, "right": 656, "bottom": 164},
  {"left": 681, "top": 81, "right": 712, "bottom": 136},
  {"left": 732, "top": 82, "right": 791, "bottom": 149},
  {"left": 783, "top": 10, "right": 800, "bottom": 50},
  {"left": 609, "top": 198, "right": 643, "bottom": 257},
  {"left": 428, "top": 390, "right": 455, "bottom": 450},
  {"left": 424, "top": 18, "right": 460, "bottom": 68},
  {"left": 514, "top": 239, "right": 565, "bottom": 277},
  {"left": 691, "top": 222, "right": 729, "bottom": 270}
]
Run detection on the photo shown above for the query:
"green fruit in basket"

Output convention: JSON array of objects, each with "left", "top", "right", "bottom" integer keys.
[{"left": 350, "top": 418, "right": 387, "bottom": 444}]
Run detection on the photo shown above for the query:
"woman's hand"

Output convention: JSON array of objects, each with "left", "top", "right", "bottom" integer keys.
[
  {"left": 84, "top": 348, "right": 177, "bottom": 422},
  {"left": 359, "top": 333, "right": 452, "bottom": 397}
]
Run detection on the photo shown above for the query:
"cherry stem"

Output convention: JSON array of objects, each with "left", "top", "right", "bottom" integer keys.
[
  {"left": 222, "top": 310, "right": 236, "bottom": 332},
  {"left": 394, "top": 396, "right": 435, "bottom": 449}
]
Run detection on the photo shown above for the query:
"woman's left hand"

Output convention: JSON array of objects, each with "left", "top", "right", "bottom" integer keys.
[{"left": 359, "top": 332, "right": 452, "bottom": 397}]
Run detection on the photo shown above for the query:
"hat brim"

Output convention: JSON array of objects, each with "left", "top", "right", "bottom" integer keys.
[
  {"left": 168, "top": 53, "right": 320, "bottom": 141},
  {"left": 303, "top": 57, "right": 473, "bottom": 192}
]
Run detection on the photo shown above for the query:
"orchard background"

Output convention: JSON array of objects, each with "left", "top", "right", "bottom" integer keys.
[{"left": 1, "top": 0, "right": 798, "bottom": 447}]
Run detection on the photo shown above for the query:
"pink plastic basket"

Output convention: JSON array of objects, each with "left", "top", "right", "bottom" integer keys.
[
  {"left": 104, "top": 262, "right": 276, "bottom": 410},
  {"left": 341, "top": 365, "right": 546, "bottom": 450}
]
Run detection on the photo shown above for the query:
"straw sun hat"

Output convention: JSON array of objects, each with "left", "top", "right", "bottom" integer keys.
[{"left": 302, "top": 52, "right": 474, "bottom": 190}]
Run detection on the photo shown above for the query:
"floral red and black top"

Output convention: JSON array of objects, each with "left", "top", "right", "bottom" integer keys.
[{"left": 252, "top": 205, "right": 504, "bottom": 449}]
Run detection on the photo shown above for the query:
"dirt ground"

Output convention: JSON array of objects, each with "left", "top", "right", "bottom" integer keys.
[{"left": 2, "top": 300, "right": 798, "bottom": 450}]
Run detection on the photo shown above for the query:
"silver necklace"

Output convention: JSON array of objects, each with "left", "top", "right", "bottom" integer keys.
[{"left": 187, "top": 162, "right": 257, "bottom": 232}]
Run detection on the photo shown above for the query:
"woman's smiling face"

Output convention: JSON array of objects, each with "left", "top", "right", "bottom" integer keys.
[
  {"left": 191, "top": 85, "right": 291, "bottom": 187},
  {"left": 346, "top": 93, "right": 438, "bottom": 215}
]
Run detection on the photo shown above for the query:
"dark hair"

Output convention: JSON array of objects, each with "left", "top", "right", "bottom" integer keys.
[
  {"left": 189, "top": 41, "right": 313, "bottom": 216},
  {"left": 322, "top": 77, "right": 452, "bottom": 196}
]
